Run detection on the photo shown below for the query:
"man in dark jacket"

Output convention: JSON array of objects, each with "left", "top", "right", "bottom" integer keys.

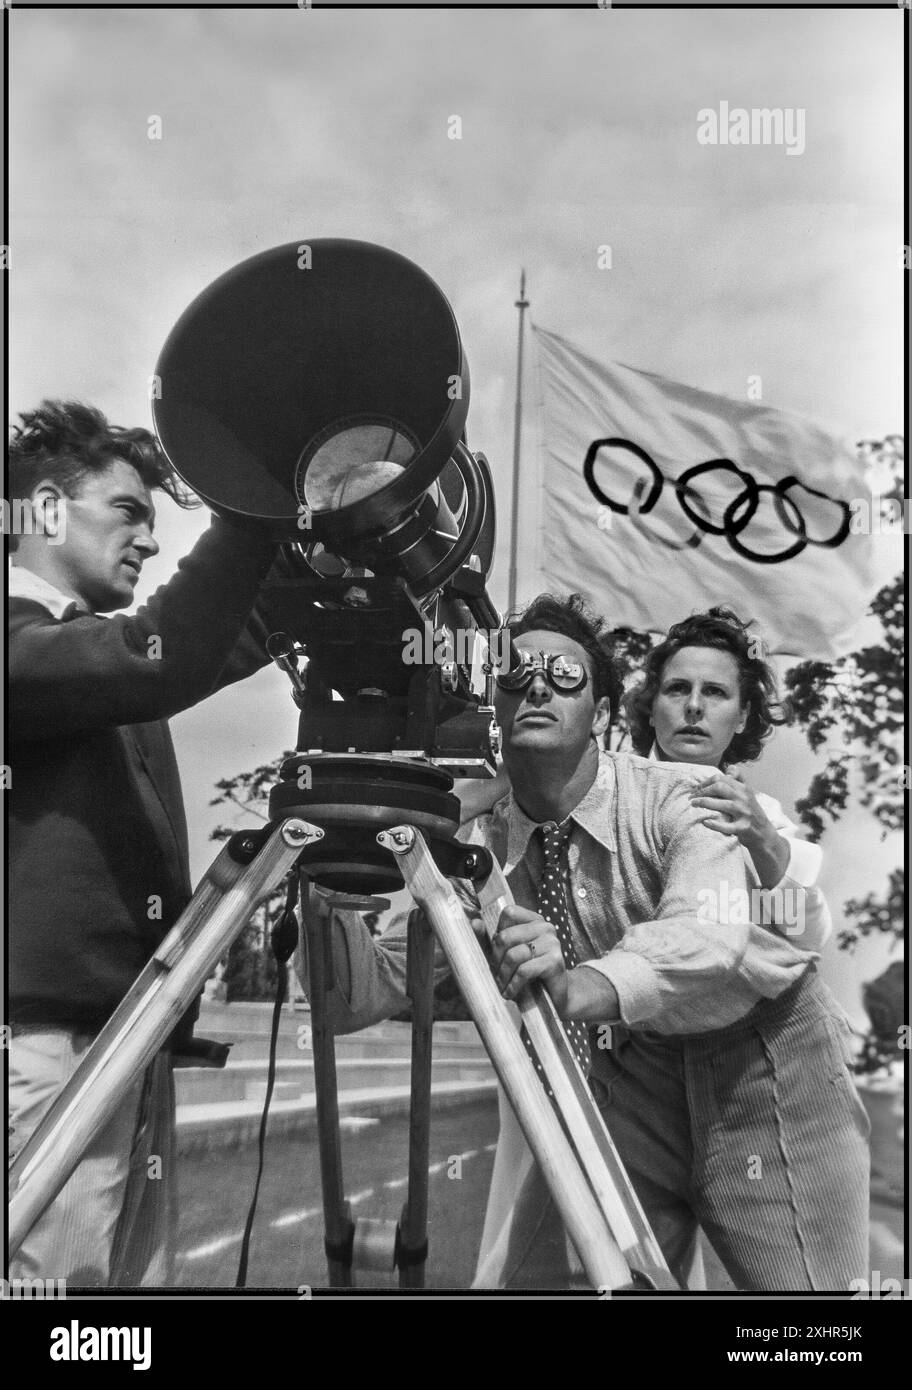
[{"left": 6, "top": 400, "right": 280, "bottom": 1286}]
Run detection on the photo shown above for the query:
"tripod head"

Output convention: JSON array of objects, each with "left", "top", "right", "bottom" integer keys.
[{"left": 154, "top": 239, "right": 508, "bottom": 892}]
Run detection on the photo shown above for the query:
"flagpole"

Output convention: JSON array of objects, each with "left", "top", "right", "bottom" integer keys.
[{"left": 507, "top": 269, "right": 529, "bottom": 614}]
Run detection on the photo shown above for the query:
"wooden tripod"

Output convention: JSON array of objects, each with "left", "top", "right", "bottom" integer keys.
[{"left": 9, "top": 818, "right": 675, "bottom": 1292}]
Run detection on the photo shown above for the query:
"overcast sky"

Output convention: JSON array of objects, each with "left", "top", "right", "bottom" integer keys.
[{"left": 6, "top": 5, "right": 904, "bottom": 1019}]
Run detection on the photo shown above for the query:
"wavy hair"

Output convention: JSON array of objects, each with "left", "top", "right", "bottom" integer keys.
[
  {"left": 506, "top": 592, "right": 622, "bottom": 737},
  {"left": 623, "top": 607, "right": 784, "bottom": 767},
  {"left": 8, "top": 400, "right": 197, "bottom": 510}
]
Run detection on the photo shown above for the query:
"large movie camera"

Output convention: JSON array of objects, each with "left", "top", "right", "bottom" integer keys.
[{"left": 153, "top": 238, "right": 505, "bottom": 895}]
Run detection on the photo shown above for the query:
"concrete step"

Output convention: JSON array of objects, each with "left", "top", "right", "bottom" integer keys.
[
  {"left": 197, "top": 1000, "right": 478, "bottom": 1041},
  {"left": 194, "top": 1001, "right": 489, "bottom": 1064},
  {"left": 213, "top": 1035, "right": 489, "bottom": 1063},
  {"left": 175, "top": 1054, "right": 495, "bottom": 1105},
  {"left": 176, "top": 1078, "right": 498, "bottom": 1154},
  {"left": 177, "top": 1002, "right": 498, "bottom": 1152}
]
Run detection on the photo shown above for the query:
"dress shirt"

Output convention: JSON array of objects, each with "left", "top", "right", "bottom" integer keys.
[{"left": 749, "top": 792, "right": 832, "bottom": 950}]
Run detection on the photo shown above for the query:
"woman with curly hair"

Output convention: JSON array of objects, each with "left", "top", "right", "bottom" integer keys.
[
  {"left": 470, "top": 605, "right": 869, "bottom": 1291},
  {"left": 612, "top": 606, "right": 870, "bottom": 1289},
  {"left": 624, "top": 606, "right": 831, "bottom": 950}
]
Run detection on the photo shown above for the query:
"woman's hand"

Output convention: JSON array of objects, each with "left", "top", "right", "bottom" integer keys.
[
  {"left": 689, "top": 771, "right": 765, "bottom": 839},
  {"left": 689, "top": 772, "right": 790, "bottom": 886}
]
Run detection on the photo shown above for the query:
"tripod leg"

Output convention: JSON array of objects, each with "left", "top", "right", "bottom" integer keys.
[
  {"left": 378, "top": 827, "right": 630, "bottom": 1291},
  {"left": 9, "top": 819, "right": 322, "bottom": 1262},
  {"left": 398, "top": 909, "right": 435, "bottom": 1288},
  {"left": 301, "top": 882, "right": 354, "bottom": 1287},
  {"left": 474, "top": 858, "right": 678, "bottom": 1290}
]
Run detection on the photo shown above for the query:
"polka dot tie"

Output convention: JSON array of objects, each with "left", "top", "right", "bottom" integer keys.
[{"left": 521, "top": 820, "right": 592, "bottom": 1096}]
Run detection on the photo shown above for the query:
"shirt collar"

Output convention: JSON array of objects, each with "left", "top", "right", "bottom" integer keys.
[
  {"left": 503, "top": 750, "right": 618, "bottom": 867},
  {"left": 8, "top": 563, "right": 88, "bottom": 620}
]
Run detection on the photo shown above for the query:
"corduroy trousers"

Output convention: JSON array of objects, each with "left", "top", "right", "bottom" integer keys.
[{"left": 503, "top": 968, "right": 871, "bottom": 1291}]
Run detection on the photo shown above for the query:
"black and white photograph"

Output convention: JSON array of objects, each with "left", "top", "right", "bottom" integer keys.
[{"left": 3, "top": 0, "right": 907, "bottom": 1346}]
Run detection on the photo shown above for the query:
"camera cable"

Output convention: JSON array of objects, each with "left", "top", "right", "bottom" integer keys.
[{"left": 234, "top": 872, "right": 301, "bottom": 1287}]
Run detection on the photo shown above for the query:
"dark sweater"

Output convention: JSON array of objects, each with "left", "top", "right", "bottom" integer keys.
[{"left": 7, "top": 518, "right": 278, "bottom": 1029}]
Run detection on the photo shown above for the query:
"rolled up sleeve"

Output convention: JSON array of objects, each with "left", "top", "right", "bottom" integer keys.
[{"left": 753, "top": 794, "right": 833, "bottom": 952}]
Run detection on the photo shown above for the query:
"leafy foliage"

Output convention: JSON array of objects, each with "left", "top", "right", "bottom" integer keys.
[
  {"left": 222, "top": 903, "right": 281, "bottom": 1002},
  {"left": 842, "top": 868, "right": 906, "bottom": 955},
  {"left": 604, "top": 625, "right": 656, "bottom": 749},
  {"left": 208, "top": 754, "right": 294, "bottom": 1001},
  {"left": 209, "top": 754, "right": 297, "bottom": 838},
  {"left": 854, "top": 958, "right": 905, "bottom": 1075},
  {"left": 783, "top": 437, "right": 904, "bottom": 954},
  {"left": 784, "top": 575, "right": 903, "bottom": 846}
]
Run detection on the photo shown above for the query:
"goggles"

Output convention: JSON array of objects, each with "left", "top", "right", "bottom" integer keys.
[{"left": 495, "top": 650, "right": 589, "bottom": 694}]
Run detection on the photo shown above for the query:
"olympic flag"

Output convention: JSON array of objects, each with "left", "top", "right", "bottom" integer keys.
[{"left": 532, "top": 326, "right": 894, "bottom": 657}]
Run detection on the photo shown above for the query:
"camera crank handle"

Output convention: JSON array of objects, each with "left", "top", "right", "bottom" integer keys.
[{"left": 266, "top": 631, "right": 308, "bottom": 706}]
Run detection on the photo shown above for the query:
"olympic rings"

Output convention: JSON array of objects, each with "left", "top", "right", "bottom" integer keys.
[
  {"left": 724, "top": 484, "right": 806, "bottom": 565},
  {"left": 629, "top": 475, "right": 708, "bottom": 552},
  {"left": 584, "top": 437, "right": 662, "bottom": 515},
  {"left": 775, "top": 477, "right": 852, "bottom": 550},
  {"left": 676, "top": 459, "right": 759, "bottom": 537},
  {"left": 582, "top": 437, "right": 852, "bottom": 564}
]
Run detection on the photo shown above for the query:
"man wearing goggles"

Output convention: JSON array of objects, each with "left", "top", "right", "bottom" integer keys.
[
  {"left": 495, "top": 649, "right": 588, "bottom": 693},
  {"left": 299, "top": 593, "right": 840, "bottom": 1293}
]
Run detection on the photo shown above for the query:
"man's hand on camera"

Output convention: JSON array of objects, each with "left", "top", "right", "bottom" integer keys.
[{"left": 491, "top": 904, "right": 569, "bottom": 1014}]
